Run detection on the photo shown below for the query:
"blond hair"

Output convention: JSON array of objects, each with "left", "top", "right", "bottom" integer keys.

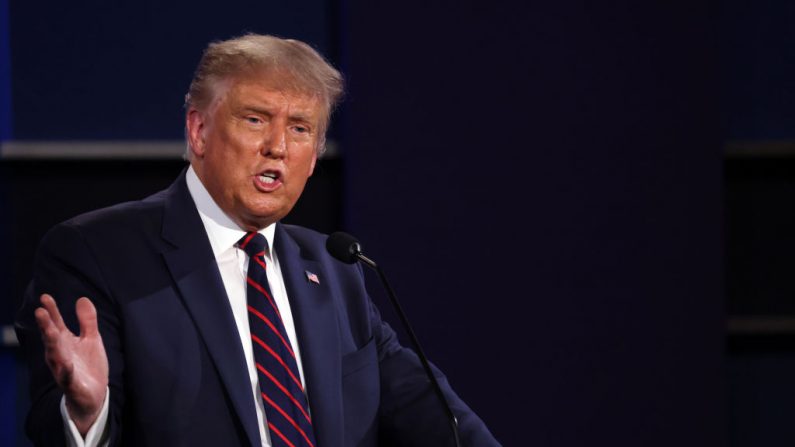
[{"left": 185, "top": 34, "right": 344, "bottom": 155}]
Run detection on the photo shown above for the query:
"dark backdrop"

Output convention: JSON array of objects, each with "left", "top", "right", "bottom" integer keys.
[
  {"left": 343, "top": 1, "right": 723, "bottom": 446},
  {"left": 1, "top": 1, "right": 726, "bottom": 446}
]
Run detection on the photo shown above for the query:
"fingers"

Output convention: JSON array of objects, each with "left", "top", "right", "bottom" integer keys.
[
  {"left": 39, "top": 294, "right": 67, "bottom": 331},
  {"left": 35, "top": 295, "right": 101, "bottom": 392},
  {"left": 75, "top": 297, "right": 99, "bottom": 338},
  {"left": 34, "top": 306, "right": 59, "bottom": 341},
  {"left": 36, "top": 294, "right": 100, "bottom": 341},
  {"left": 35, "top": 301, "right": 74, "bottom": 385}
]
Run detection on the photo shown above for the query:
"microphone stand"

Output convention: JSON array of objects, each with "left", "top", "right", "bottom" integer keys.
[{"left": 354, "top": 252, "right": 462, "bottom": 447}]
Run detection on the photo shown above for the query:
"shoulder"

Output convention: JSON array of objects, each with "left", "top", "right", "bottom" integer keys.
[
  {"left": 38, "top": 178, "right": 181, "bottom": 259},
  {"left": 48, "top": 190, "right": 165, "bottom": 242},
  {"left": 277, "top": 224, "right": 349, "bottom": 266},
  {"left": 279, "top": 223, "right": 328, "bottom": 249},
  {"left": 277, "top": 223, "right": 365, "bottom": 284},
  {"left": 32, "top": 177, "right": 188, "bottom": 301},
  {"left": 49, "top": 171, "right": 188, "bottom": 240}
]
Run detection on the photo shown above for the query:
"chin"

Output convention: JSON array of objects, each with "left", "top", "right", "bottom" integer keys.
[{"left": 239, "top": 209, "right": 285, "bottom": 229}]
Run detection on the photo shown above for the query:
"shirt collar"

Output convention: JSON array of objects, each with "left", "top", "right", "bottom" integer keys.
[{"left": 185, "top": 165, "right": 276, "bottom": 258}]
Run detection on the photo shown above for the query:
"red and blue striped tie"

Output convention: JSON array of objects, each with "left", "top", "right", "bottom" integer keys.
[{"left": 238, "top": 232, "right": 316, "bottom": 447}]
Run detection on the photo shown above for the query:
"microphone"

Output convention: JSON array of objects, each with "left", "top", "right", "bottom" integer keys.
[
  {"left": 325, "top": 231, "right": 367, "bottom": 265},
  {"left": 326, "top": 232, "right": 462, "bottom": 447}
]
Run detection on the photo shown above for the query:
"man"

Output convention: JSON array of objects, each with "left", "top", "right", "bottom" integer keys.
[{"left": 16, "top": 34, "right": 499, "bottom": 446}]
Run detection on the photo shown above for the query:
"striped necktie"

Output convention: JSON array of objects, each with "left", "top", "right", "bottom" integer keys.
[{"left": 238, "top": 232, "right": 317, "bottom": 447}]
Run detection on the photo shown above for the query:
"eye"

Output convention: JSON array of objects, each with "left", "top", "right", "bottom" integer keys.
[
  {"left": 293, "top": 125, "right": 309, "bottom": 134},
  {"left": 245, "top": 116, "right": 263, "bottom": 125}
]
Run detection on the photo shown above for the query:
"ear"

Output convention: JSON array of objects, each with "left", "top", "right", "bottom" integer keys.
[
  {"left": 309, "top": 151, "right": 318, "bottom": 176},
  {"left": 186, "top": 108, "right": 207, "bottom": 158}
]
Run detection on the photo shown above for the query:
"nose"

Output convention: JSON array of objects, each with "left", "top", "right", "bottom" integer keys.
[{"left": 261, "top": 122, "right": 287, "bottom": 158}]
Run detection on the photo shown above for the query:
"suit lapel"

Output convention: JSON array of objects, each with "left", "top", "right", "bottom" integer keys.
[
  {"left": 275, "top": 225, "right": 344, "bottom": 447},
  {"left": 160, "top": 173, "right": 261, "bottom": 447}
]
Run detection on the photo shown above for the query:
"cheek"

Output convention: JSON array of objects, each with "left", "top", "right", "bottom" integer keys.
[
  {"left": 212, "top": 134, "right": 259, "bottom": 172},
  {"left": 216, "top": 121, "right": 260, "bottom": 151},
  {"left": 233, "top": 131, "right": 263, "bottom": 149}
]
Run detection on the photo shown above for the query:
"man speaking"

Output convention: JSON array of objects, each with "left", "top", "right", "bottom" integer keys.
[{"left": 15, "top": 34, "right": 499, "bottom": 446}]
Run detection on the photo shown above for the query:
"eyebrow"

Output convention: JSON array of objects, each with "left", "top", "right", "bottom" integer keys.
[
  {"left": 241, "top": 106, "right": 273, "bottom": 117},
  {"left": 241, "top": 105, "right": 315, "bottom": 122},
  {"left": 287, "top": 112, "right": 314, "bottom": 124}
]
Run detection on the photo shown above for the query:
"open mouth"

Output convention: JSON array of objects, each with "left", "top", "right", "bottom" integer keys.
[
  {"left": 258, "top": 172, "right": 279, "bottom": 184},
  {"left": 254, "top": 170, "right": 283, "bottom": 191}
]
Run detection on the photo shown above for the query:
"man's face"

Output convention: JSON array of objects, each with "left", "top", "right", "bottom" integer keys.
[{"left": 187, "top": 72, "right": 322, "bottom": 231}]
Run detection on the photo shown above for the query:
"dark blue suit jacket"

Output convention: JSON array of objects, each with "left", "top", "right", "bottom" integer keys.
[{"left": 16, "top": 172, "right": 499, "bottom": 446}]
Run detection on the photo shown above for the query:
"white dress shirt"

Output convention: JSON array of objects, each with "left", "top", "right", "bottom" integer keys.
[{"left": 63, "top": 166, "right": 307, "bottom": 447}]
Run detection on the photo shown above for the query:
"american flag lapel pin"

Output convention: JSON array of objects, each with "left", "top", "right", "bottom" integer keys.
[{"left": 305, "top": 270, "right": 320, "bottom": 284}]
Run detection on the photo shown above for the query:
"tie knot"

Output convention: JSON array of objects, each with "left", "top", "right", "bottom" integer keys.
[{"left": 237, "top": 232, "right": 268, "bottom": 258}]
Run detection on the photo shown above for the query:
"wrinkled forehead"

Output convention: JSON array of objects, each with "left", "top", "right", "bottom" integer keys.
[{"left": 204, "top": 67, "right": 326, "bottom": 114}]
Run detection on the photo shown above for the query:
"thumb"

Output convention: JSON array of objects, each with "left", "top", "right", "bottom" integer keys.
[{"left": 75, "top": 297, "right": 99, "bottom": 338}]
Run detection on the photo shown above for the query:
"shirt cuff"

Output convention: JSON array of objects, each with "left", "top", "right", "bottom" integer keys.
[{"left": 60, "top": 387, "right": 110, "bottom": 447}]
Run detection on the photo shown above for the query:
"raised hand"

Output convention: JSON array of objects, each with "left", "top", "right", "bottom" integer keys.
[{"left": 34, "top": 293, "right": 109, "bottom": 436}]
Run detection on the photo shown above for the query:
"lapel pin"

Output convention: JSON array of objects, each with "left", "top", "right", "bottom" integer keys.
[{"left": 305, "top": 270, "right": 320, "bottom": 284}]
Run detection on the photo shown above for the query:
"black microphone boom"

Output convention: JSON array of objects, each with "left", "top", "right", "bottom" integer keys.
[{"left": 325, "top": 232, "right": 462, "bottom": 447}]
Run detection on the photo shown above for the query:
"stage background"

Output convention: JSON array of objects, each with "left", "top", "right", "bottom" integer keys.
[{"left": 1, "top": 1, "right": 793, "bottom": 446}]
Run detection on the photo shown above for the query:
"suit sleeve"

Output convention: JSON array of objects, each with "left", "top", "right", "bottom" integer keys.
[
  {"left": 15, "top": 222, "right": 125, "bottom": 446},
  {"left": 362, "top": 274, "right": 501, "bottom": 446}
]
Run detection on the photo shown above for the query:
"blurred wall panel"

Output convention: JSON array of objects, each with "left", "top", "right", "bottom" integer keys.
[
  {"left": 343, "top": 1, "right": 724, "bottom": 446},
  {"left": 8, "top": 0, "right": 333, "bottom": 140}
]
